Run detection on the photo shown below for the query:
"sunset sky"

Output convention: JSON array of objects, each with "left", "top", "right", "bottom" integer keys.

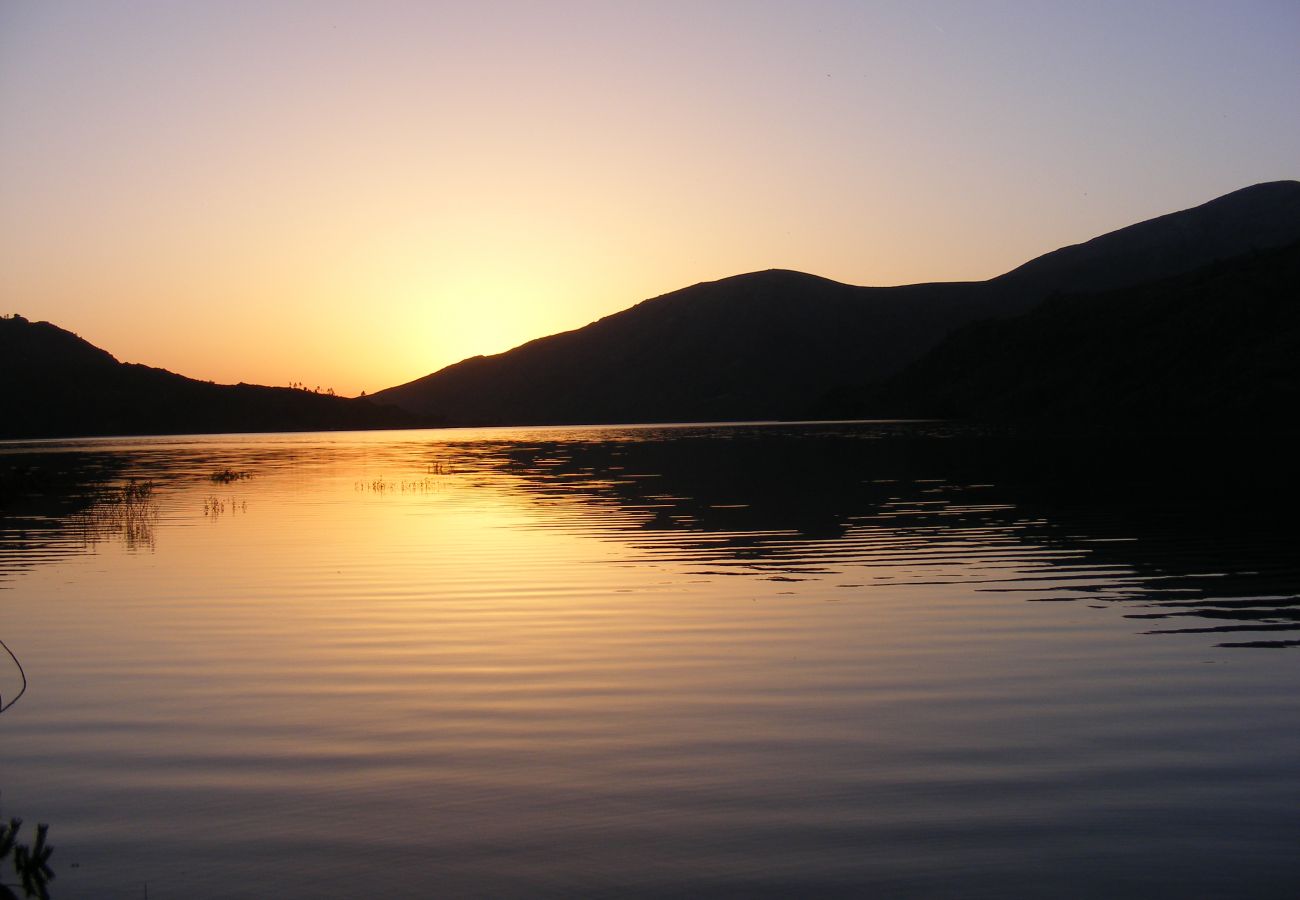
[{"left": 2, "top": 1, "right": 1298, "bottom": 396}]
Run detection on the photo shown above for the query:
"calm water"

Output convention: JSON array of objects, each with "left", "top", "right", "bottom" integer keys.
[{"left": 1, "top": 422, "right": 1297, "bottom": 898}]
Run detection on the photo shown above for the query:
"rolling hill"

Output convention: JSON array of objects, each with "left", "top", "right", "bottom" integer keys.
[
  {"left": 859, "top": 238, "right": 1300, "bottom": 426},
  {"left": 372, "top": 181, "right": 1300, "bottom": 425},
  {"left": 0, "top": 316, "right": 430, "bottom": 439}
]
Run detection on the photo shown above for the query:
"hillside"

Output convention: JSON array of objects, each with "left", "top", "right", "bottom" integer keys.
[
  {"left": 856, "top": 239, "right": 1300, "bottom": 426},
  {"left": 0, "top": 315, "right": 430, "bottom": 439},
  {"left": 374, "top": 272, "right": 994, "bottom": 424},
  {"left": 373, "top": 181, "right": 1300, "bottom": 425}
]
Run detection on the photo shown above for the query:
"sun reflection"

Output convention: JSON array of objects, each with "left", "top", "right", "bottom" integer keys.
[{"left": 1, "top": 427, "right": 1299, "bottom": 896}]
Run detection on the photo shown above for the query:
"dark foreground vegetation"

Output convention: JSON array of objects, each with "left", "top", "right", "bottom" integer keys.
[{"left": 0, "top": 807, "right": 52, "bottom": 900}]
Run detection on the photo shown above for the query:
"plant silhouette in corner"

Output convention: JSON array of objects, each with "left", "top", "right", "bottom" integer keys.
[{"left": 0, "top": 812, "right": 53, "bottom": 900}]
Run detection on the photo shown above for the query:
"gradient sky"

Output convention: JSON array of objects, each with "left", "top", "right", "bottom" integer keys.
[{"left": 2, "top": 1, "right": 1298, "bottom": 396}]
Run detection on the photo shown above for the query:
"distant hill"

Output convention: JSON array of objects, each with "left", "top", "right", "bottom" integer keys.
[
  {"left": 377, "top": 270, "right": 989, "bottom": 424},
  {"left": 0, "top": 315, "right": 431, "bottom": 439},
  {"left": 992, "top": 181, "right": 1300, "bottom": 294},
  {"left": 372, "top": 181, "right": 1300, "bottom": 425},
  {"left": 0, "top": 316, "right": 120, "bottom": 369},
  {"left": 850, "top": 239, "right": 1300, "bottom": 427}
]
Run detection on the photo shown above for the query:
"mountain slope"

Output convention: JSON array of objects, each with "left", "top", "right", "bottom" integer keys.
[
  {"left": 373, "top": 181, "right": 1300, "bottom": 425},
  {"left": 0, "top": 315, "right": 120, "bottom": 369},
  {"left": 993, "top": 180, "right": 1300, "bottom": 294},
  {"left": 862, "top": 239, "right": 1300, "bottom": 426},
  {"left": 0, "top": 315, "right": 430, "bottom": 439},
  {"left": 376, "top": 272, "right": 996, "bottom": 424}
]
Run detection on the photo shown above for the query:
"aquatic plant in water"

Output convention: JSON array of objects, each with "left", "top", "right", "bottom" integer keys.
[
  {"left": 203, "top": 496, "right": 247, "bottom": 518},
  {"left": 0, "top": 812, "right": 53, "bottom": 900},
  {"left": 71, "top": 480, "right": 159, "bottom": 551},
  {"left": 355, "top": 475, "right": 442, "bottom": 494}
]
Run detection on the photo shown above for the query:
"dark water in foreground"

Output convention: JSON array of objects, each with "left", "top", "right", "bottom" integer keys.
[{"left": 0, "top": 422, "right": 1297, "bottom": 898}]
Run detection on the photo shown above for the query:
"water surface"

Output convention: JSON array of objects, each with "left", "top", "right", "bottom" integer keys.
[{"left": 1, "top": 423, "right": 1297, "bottom": 898}]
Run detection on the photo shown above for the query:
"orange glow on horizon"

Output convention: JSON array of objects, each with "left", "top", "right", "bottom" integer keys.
[{"left": 1, "top": 3, "right": 1296, "bottom": 396}]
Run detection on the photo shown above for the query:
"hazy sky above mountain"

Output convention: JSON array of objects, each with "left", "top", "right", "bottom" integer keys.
[{"left": 2, "top": 1, "right": 1297, "bottom": 395}]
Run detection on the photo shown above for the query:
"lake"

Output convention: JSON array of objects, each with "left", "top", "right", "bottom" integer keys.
[{"left": 1, "top": 422, "right": 1297, "bottom": 898}]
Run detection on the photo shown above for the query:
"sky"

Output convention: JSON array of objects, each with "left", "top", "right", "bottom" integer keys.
[{"left": 2, "top": 1, "right": 1298, "bottom": 396}]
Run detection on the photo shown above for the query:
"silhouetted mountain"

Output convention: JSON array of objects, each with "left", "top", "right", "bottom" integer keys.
[
  {"left": 373, "top": 181, "right": 1300, "bottom": 425},
  {"left": 852, "top": 239, "right": 1300, "bottom": 427},
  {"left": 0, "top": 315, "right": 431, "bottom": 439},
  {"left": 993, "top": 181, "right": 1300, "bottom": 294},
  {"left": 0, "top": 315, "right": 119, "bottom": 369},
  {"left": 377, "top": 271, "right": 991, "bottom": 424}
]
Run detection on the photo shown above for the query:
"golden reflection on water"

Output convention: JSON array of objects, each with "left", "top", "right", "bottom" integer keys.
[{"left": 0, "top": 425, "right": 1298, "bottom": 898}]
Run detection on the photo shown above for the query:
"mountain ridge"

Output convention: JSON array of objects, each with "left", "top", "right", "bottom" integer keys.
[
  {"left": 853, "top": 237, "right": 1300, "bottom": 426},
  {"left": 994, "top": 180, "right": 1300, "bottom": 293},
  {"left": 0, "top": 315, "right": 432, "bottom": 440},
  {"left": 7, "top": 181, "right": 1299, "bottom": 438},
  {"left": 372, "top": 180, "right": 1300, "bottom": 424}
]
